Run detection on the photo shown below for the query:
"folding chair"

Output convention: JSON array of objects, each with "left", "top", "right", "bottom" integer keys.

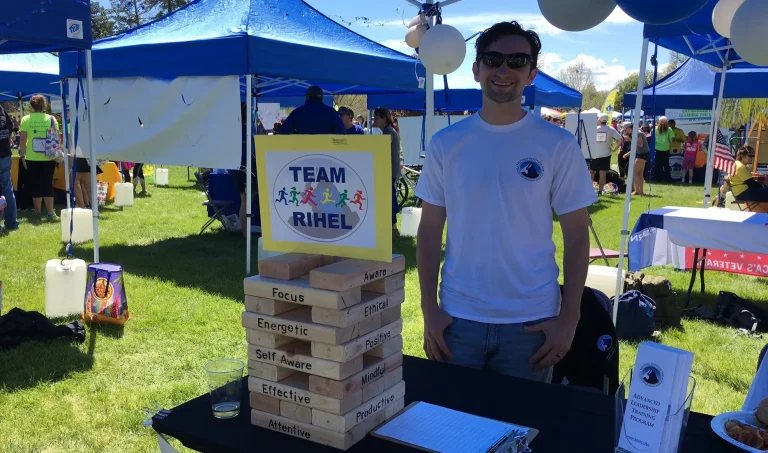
[
  {"left": 588, "top": 214, "right": 626, "bottom": 265},
  {"left": 195, "top": 173, "right": 233, "bottom": 235}
]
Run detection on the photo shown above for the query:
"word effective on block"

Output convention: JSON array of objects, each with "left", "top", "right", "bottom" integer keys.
[{"left": 248, "top": 373, "right": 362, "bottom": 415}]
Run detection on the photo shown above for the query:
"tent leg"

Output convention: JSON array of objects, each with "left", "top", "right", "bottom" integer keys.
[
  {"left": 85, "top": 50, "right": 99, "bottom": 263},
  {"left": 703, "top": 68, "right": 727, "bottom": 208},
  {"left": 424, "top": 0, "right": 435, "bottom": 147},
  {"left": 613, "top": 38, "right": 650, "bottom": 325},
  {"left": 368, "top": 110, "right": 373, "bottom": 134},
  {"left": 246, "top": 75, "right": 253, "bottom": 274},
  {"left": 59, "top": 80, "right": 71, "bottom": 210}
]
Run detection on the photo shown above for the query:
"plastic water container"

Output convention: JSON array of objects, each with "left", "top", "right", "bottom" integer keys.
[
  {"left": 155, "top": 168, "right": 169, "bottom": 186},
  {"left": 114, "top": 182, "right": 134, "bottom": 207},
  {"left": 585, "top": 265, "right": 626, "bottom": 299},
  {"left": 725, "top": 191, "right": 740, "bottom": 211},
  {"left": 258, "top": 237, "right": 285, "bottom": 262},
  {"left": 60, "top": 208, "right": 94, "bottom": 244},
  {"left": 45, "top": 258, "right": 87, "bottom": 318},
  {"left": 400, "top": 207, "right": 422, "bottom": 237}
]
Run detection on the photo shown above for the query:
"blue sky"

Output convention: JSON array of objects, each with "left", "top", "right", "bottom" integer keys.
[{"left": 97, "top": 0, "right": 670, "bottom": 91}]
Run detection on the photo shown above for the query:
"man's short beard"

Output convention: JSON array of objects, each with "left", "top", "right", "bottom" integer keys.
[{"left": 481, "top": 82, "right": 522, "bottom": 104}]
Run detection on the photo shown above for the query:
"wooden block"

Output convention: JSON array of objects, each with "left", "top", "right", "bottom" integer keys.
[
  {"left": 385, "top": 397, "right": 405, "bottom": 419},
  {"left": 280, "top": 400, "right": 312, "bottom": 424},
  {"left": 380, "top": 305, "right": 402, "bottom": 326},
  {"left": 311, "top": 319, "right": 403, "bottom": 363},
  {"left": 249, "top": 393, "right": 281, "bottom": 415},
  {"left": 357, "top": 314, "right": 382, "bottom": 336},
  {"left": 245, "top": 295, "right": 302, "bottom": 316},
  {"left": 258, "top": 253, "right": 326, "bottom": 280},
  {"left": 242, "top": 307, "right": 358, "bottom": 345},
  {"left": 248, "top": 373, "right": 362, "bottom": 415},
  {"left": 312, "top": 380, "right": 406, "bottom": 434},
  {"left": 246, "top": 329, "right": 294, "bottom": 349},
  {"left": 323, "top": 256, "right": 346, "bottom": 265},
  {"left": 248, "top": 342, "right": 364, "bottom": 380},
  {"left": 248, "top": 360, "right": 297, "bottom": 382},
  {"left": 366, "top": 335, "right": 404, "bottom": 359},
  {"left": 309, "top": 352, "right": 404, "bottom": 400},
  {"left": 251, "top": 403, "right": 387, "bottom": 451},
  {"left": 309, "top": 255, "right": 406, "bottom": 292},
  {"left": 311, "top": 289, "right": 405, "bottom": 328},
  {"left": 361, "top": 272, "right": 405, "bottom": 294},
  {"left": 362, "top": 366, "right": 403, "bottom": 401},
  {"left": 243, "top": 275, "right": 361, "bottom": 310}
]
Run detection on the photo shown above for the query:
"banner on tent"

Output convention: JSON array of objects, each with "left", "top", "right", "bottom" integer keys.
[
  {"left": 256, "top": 135, "right": 393, "bottom": 262},
  {"left": 68, "top": 76, "right": 241, "bottom": 169},
  {"left": 665, "top": 109, "right": 712, "bottom": 123}
]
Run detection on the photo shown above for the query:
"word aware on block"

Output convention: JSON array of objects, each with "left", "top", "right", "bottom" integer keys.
[
  {"left": 312, "top": 380, "right": 406, "bottom": 434},
  {"left": 245, "top": 295, "right": 302, "bottom": 316},
  {"left": 258, "top": 254, "right": 326, "bottom": 281},
  {"left": 248, "top": 373, "right": 362, "bottom": 415},
  {"left": 248, "top": 342, "right": 364, "bottom": 380},
  {"left": 361, "top": 272, "right": 405, "bottom": 294},
  {"left": 311, "top": 289, "right": 405, "bottom": 328},
  {"left": 242, "top": 307, "right": 358, "bottom": 345},
  {"left": 309, "top": 255, "right": 406, "bottom": 292},
  {"left": 309, "top": 351, "right": 404, "bottom": 400},
  {"left": 311, "top": 319, "right": 404, "bottom": 363},
  {"left": 244, "top": 275, "right": 361, "bottom": 310}
]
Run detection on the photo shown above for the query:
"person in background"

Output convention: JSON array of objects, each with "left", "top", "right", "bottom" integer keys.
[
  {"left": 19, "top": 94, "right": 58, "bottom": 221},
  {"left": 730, "top": 146, "right": 768, "bottom": 202},
  {"left": 681, "top": 131, "right": 700, "bottom": 185},
  {"left": 133, "top": 163, "right": 147, "bottom": 195},
  {"left": 592, "top": 114, "right": 622, "bottom": 193},
  {"left": 668, "top": 119, "right": 686, "bottom": 157},
  {"left": 229, "top": 102, "right": 256, "bottom": 238},
  {"left": 617, "top": 122, "right": 632, "bottom": 178},
  {"left": 653, "top": 116, "right": 675, "bottom": 181},
  {"left": 622, "top": 122, "right": 650, "bottom": 195},
  {"left": 372, "top": 106, "right": 401, "bottom": 230},
  {"left": 272, "top": 121, "right": 282, "bottom": 135},
  {"left": 0, "top": 101, "right": 17, "bottom": 231},
  {"left": 338, "top": 106, "right": 364, "bottom": 135},
  {"left": 280, "top": 86, "right": 345, "bottom": 135}
]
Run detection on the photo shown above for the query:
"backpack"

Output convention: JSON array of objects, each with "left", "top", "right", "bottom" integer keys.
[
  {"left": 641, "top": 275, "right": 681, "bottom": 329},
  {"left": 615, "top": 290, "right": 656, "bottom": 340},
  {"left": 682, "top": 291, "right": 767, "bottom": 332}
]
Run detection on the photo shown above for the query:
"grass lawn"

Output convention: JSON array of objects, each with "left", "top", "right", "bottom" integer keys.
[{"left": 1, "top": 167, "right": 767, "bottom": 452}]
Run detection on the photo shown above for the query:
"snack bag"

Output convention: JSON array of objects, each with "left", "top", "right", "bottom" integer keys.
[
  {"left": 96, "top": 181, "right": 108, "bottom": 206},
  {"left": 83, "top": 263, "right": 130, "bottom": 325},
  {"left": 44, "top": 116, "right": 64, "bottom": 162}
]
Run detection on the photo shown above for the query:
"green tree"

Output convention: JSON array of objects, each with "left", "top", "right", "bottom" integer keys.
[
  {"left": 580, "top": 84, "right": 609, "bottom": 110},
  {"left": 91, "top": 3, "right": 116, "bottom": 40},
  {"left": 109, "top": 0, "right": 152, "bottom": 32},
  {"left": 145, "top": 0, "right": 191, "bottom": 20}
]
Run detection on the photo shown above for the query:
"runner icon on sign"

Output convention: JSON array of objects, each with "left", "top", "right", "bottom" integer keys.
[{"left": 350, "top": 190, "right": 366, "bottom": 211}]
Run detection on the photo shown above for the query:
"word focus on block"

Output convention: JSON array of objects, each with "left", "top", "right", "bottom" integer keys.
[
  {"left": 244, "top": 275, "right": 361, "bottom": 310},
  {"left": 309, "top": 255, "right": 406, "bottom": 292}
]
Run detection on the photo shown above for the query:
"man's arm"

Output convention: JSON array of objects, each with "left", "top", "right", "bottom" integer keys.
[{"left": 558, "top": 207, "right": 590, "bottom": 323}]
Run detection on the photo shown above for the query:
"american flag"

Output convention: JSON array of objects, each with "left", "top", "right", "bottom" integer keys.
[{"left": 713, "top": 129, "right": 736, "bottom": 175}]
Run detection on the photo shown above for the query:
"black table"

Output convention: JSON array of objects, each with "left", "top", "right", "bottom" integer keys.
[{"left": 153, "top": 356, "right": 740, "bottom": 452}]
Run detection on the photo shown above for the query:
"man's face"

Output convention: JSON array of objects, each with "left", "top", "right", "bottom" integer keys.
[
  {"left": 341, "top": 112, "right": 353, "bottom": 128},
  {"left": 472, "top": 35, "right": 537, "bottom": 105}
]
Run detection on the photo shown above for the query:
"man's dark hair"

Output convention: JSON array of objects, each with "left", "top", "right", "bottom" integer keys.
[
  {"left": 338, "top": 106, "right": 353, "bottom": 117},
  {"left": 305, "top": 85, "right": 324, "bottom": 101},
  {"left": 475, "top": 21, "right": 541, "bottom": 69},
  {"left": 668, "top": 119, "right": 676, "bottom": 127}
]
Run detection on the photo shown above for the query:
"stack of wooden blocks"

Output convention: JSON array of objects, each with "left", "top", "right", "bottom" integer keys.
[{"left": 242, "top": 253, "right": 407, "bottom": 450}]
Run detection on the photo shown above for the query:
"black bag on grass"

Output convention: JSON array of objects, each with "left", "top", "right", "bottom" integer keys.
[
  {"left": 715, "top": 291, "right": 768, "bottom": 332},
  {"left": 615, "top": 290, "right": 656, "bottom": 340}
]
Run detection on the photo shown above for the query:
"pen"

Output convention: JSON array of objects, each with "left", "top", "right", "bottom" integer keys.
[{"left": 487, "top": 429, "right": 527, "bottom": 453}]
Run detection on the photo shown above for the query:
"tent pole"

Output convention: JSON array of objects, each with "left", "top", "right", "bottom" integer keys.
[
  {"left": 703, "top": 67, "right": 727, "bottom": 208},
  {"left": 613, "top": 38, "right": 650, "bottom": 325},
  {"left": 368, "top": 110, "right": 373, "bottom": 134},
  {"left": 18, "top": 94, "right": 23, "bottom": 119},
  {"left": 424, "top": 0, "right": 435, "bottom": 148},
  {"left": 246, "top": 75, "right": 253, "bottom": 274},
  {"left": 59, "top": 80, "right": 71, "bottom": 210},
  {"left": 85, "top": 50, "right": 99, "bottom": 263}
]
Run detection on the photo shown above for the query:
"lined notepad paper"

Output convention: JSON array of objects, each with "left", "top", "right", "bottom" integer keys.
[{"left": 373, "top": 402, "right": 516, "bottom": 453}]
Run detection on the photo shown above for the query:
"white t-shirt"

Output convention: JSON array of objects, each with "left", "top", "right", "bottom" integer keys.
[
  {"left": 415, "top": 112, "right": 597, "bottom": 324},
  {"left": 593, "top": 124, "right": 622, "bottom": 159}
]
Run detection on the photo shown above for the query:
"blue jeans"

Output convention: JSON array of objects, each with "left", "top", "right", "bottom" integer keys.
[
  {"left": 0, "top": 157, "right": 18, "bottom": 229},
  {"left": 442, "top": 316, "right": 553, "bottom": 383}
]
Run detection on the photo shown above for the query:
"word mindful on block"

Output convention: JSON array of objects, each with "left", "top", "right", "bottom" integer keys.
[{"left": 309, "top": 352, "right": 404, "bottom": 400}]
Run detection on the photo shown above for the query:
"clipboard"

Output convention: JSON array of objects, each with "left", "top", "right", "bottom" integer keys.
[{"left": 371, "top": 401, "right": 539, "bottom": 453}]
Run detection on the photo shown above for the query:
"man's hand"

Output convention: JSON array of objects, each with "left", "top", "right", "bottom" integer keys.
[
  {"left": 423, "top": 307, "right": 454, "bottom": 362},
  {"left": 525, "top": 315, "right": 578, "bottom": 370}
]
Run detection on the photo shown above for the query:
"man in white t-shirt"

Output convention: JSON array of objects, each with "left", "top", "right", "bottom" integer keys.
[
  {"left": 592, "top": 114, "right": 622, "bottom": 193},
  {"left": 415, "top": 21, "right": 596, "bottom": 383}
]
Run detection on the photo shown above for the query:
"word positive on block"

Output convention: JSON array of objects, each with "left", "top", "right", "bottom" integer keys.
[
  {"left": 311, "top": 380, "right": 406, "bottom": 434},
  {"left": 244, "top": 275, "right": 362, "bottom": 310},
  {"left": 311, "top": 319, "right": 404, "bottom": 363},
  {"left": 249, "top": 360, "right": 298, "bottom": 382},
  {"left": 248, "top": 342, "right": 364, "bottom": 380},
  {"left": 309, "top": 255, "right": 406, "bottom": 292},
  {"left": 309, "top": 352, "right": 404, "bottom": 400},
  {"left": 311, "top": 289, "right": 405, "bottom": 328},
  {"left": 361, "top": 272, "right": 405, "bottom": 294},
  {"left": 245, "top": 295, "right": 302, "bottom": 316},
  {"left": 246, "top": 329, "right": 294, "bottom": 349},
  {"left": 242, "top": 307, "right": 358, "bottom": 345},
  {"left": 258, "top": 253, "right": 326, "bottom": 281},
  {"left": 366, "top": 335, "right": 404, "bottom": 359},
  {"left": 248, "top": 373, "right": 363, "bottom": 415}
]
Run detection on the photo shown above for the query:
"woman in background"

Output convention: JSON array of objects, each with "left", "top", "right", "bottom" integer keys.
[
  {"left": 373, "top": 107, "right": 401, "bottom": 231},
  {"left": 653, "top": 117, "right": 676, "bottom": 181},
  {"left": 18, "top": 94, "right": 58, "bottom": 220}
]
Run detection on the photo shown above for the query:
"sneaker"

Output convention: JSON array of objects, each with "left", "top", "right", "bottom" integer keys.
[{"left": 46, "top": 213, "right": 58, "bottom": 222}]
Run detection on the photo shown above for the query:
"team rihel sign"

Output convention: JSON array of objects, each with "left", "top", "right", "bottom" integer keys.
[{"left": 256, "top": 135, "right": 393, "bottom": 262}]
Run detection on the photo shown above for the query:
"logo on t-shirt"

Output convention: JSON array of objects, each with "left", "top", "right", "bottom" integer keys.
[
  {"left": 597, "top": 334, "right": 612, "bottom": 352},
  {"left": 516, "top": 158, "right": 543, "bottom": 181}
]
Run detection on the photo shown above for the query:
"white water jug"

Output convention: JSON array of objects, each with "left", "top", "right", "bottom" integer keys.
[
  {"left": 60, "top": 208, "right": 93, "bottom": 244},
  {"left": 585, "top": 265, "right": 626, "bottom": 299},
  {"left": 45, "top": 258, "right": 87, "bottom": 318},
  {"left": 155, "top": 168, "right": 169, "bottom": 186},
  {"left": 400, "top": 207, "right": 422, "bottom": 237},
  {"left": 114, "top": 182, "right": 134, "bottom": 207},
  {"left": 258, "top": 237, "right": 285, "bottom": 262}
]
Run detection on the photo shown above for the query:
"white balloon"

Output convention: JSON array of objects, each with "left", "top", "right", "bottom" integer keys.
[
  {"left": 408, "top": 13, "right": 426, "bottom": 28},
  {"left": 538, "top": 0, "right": 617, "bottom": 32},
  {"left": 405, "top": 24, "right": 428, "bottom": 49},
  {"left": 712, "top": 0, "right": 744, "bottom": 37},
  {"left": 418, "top": 24, "right": 467, "bottom": 75},
  {"left": 730, "top": 0, "right": 768, "bottom": 66}
]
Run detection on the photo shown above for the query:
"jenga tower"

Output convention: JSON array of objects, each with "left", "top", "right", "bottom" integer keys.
[{"left": 243, "top": 253, "right": 406, "bottom": 450}]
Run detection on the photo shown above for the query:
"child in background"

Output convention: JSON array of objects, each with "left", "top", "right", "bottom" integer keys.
[{"left": 681, "top": 131, "right": 700, "bottom": 184}]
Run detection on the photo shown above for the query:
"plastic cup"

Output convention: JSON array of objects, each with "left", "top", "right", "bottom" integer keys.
[{"left": 204, "top": 358, "right": 245, "bottom": 419}]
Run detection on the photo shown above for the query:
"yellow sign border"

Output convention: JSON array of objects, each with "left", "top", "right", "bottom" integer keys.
[{"left": 255, "top": 134, "right": 393, "bottom": 263}]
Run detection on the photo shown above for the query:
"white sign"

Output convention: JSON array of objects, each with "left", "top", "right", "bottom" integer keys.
[
  {"left": 665, "top": 109, "right": 712, "bottom": 122},
  {"left": 257, "top": 103, "right": 281, "bottom": 130},
  {"left": 565, "top": 112, "right": 598, "bottom": 160}
]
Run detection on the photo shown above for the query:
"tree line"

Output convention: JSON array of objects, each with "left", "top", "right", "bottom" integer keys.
[{"left": 91, "top": 1, "right": 192, "bottom": 39}]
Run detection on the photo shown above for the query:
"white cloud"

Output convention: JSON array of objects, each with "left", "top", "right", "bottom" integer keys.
[
  {"left": 539, "top": 52, "right": 563, "bottom": 72},
  {"left": 383, "top": 12, "right": 570, "bottom": 37},
  {"left": 381, "top": 39, "right": 412, "bottom": 54},
  {"left": 611, "top": 57, "right": 619, "bottom": 63},
  {"left": 552, "top": 54, "right": 633, "bottom": 90},
  {"left": 604, "top": 7, "right": 637, "bottom": 24}
]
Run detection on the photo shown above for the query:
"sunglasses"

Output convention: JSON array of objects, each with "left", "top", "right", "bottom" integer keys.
[{"left": 478, "top": 52, "right": 533, "bottom": 69}]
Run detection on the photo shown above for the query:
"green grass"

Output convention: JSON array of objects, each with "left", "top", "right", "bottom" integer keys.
[{"left": 1, "top": 169, "right": 767, "bottom": 452}]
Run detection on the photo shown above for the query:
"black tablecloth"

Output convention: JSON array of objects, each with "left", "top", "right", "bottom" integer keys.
[{"left": 153, "top": 356, "right": 740, "bottom": 452}]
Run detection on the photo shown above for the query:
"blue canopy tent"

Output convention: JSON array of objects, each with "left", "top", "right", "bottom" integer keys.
[
  {"left": 0, "top": 53, "right": 60, "bottom": 100},
  {"left": 623, "top": 58, "right": 717, "bottom": 112},
  {"left": 59, "top": 0, "right": 424, "bottom": 273}
]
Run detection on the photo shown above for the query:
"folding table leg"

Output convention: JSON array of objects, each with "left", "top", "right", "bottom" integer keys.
[
  {"left": 699, "top": 248, "right": 707, "bottom": 295},
  {"left": 686, "top": 248, "right": 700, "bottom": 308}
]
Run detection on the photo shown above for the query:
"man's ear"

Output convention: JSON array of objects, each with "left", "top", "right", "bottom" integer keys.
[
  {"left": 472, "top": 62, "right": 480, "bottom": 82},
  {"left": 527, "top": 66, "right": 538, "bottom": 86}
]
